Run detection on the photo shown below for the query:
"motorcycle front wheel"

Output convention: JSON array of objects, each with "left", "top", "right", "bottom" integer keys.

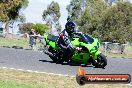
[{"left": 96, "top": 53, "right": 107, "bottom": 68}]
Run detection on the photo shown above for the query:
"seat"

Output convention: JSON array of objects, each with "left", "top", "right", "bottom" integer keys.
[{"left": 47, "top": 34, "right": 58, "bottom": 42}]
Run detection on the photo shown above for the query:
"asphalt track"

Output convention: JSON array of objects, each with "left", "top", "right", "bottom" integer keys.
[{"left": 0, "top": 47, "right": 132, "bottom": 77}]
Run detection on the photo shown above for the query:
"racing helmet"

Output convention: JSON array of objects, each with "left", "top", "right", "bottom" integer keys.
[{"left": 65, "top": 21, "right": 75, "bottom": 35}]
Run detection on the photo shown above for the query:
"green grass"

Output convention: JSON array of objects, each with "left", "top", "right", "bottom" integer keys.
[
  {"left": 0, "top": 68, "right": 131, "bottom": 88},
  {"left": 0, "top": 80, "right": 43, "bottom": 88},
  {"left": 125, "top": 45, "right": 132, "bottom": 52},
  {"left": 0, "top": 37, "right": 29, "bottom": 48}
]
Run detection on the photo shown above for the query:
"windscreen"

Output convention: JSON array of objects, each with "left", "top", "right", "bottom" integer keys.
[{"left": 82, "top": 34, "right": 94, "bottom": 44}]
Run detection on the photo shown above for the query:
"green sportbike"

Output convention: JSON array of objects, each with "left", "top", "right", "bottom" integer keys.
[{"left": 43, "top": 32, "right": 107, "bottom": 68}]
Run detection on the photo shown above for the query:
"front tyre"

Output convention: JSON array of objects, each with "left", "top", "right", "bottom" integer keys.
[{"left": 97, "top": 53, "right": 107, "bottom": 68}]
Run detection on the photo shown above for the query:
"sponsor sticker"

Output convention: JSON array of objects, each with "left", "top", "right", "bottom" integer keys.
[{"left": 76, "top": 67, "right": 131, "bottom": 85}]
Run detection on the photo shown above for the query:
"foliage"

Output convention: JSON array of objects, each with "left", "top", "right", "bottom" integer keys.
[
  {"left": 19, "top": 23, "right": 34, "bottom": 33},
  {"left": 33, "top": 23, "right": 50, "bottom": 35},
  {"left": 19, "top": 23, "right": 50, "bottom": 35},
  {"left": 66, "top": 0, "right": 82, "bottom": 23},
  {"left": 0, "top": 0, "right": 28, "bottom": 34},
  {"left": 0, "top": 0, "right": 29, "bottom": 22},
  {"left": 42, "top": 1, "right": 61, "bottom": 34},
  {"left": 17, "top": 13, "right": 26, "bottom": 23},
  {"left": 79, "top": 0, "right": 108, "bottom": 35},
  {"left": 55, "top": 22, "right": 62, "bottom": 32},
  {"left": 42, "top": 1, "right": 60, "bottom": 23},
  {"left": 102, "top": 2, "right": 132, "bottom": 43}
]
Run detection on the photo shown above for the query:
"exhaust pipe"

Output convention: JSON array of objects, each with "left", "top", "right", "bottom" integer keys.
[{"left": 44, "top": 50, "right": 54, "bottom": 57}]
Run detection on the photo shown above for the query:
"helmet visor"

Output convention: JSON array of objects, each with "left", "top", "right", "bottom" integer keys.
[{"left": 67, "top": 26, "right": 74, "bottom": 32}]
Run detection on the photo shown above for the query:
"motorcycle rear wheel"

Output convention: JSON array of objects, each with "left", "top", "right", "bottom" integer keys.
[{"left": 48, "top": 47, "right": 64, "bottom": 63}]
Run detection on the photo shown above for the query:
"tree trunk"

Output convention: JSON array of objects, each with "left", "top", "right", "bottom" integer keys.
[
  {"left": 5, "top": 21, "right": 9, "bottom": 33},
  {"left": 51, "top": 23, "right": 58, "bottom": 36}
]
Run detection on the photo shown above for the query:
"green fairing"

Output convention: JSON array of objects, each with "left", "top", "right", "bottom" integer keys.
[
  {"left": 44, "top": 33, "right": 59, "bottom": 49},
  {"left": 70, "top": 37, "right": 100, "bottom": 63},
  {"left": 71, "top": 38, "right": 80, "bottom": 46},
  {"left": 87, "top": 38, "right": 101, "bottom": 60},
  {"left": 72, "top": 53, "right": 90, "bottom": 64},
  {"left": 71, "top": 41, "right": 89, "bottom": 63},
  {"left": 49, "top": 41, "right": 58, "bottom": 49}
]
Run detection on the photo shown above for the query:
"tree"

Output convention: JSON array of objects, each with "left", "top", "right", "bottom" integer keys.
[
  {"left": 102, "top": 2, "right": 132, "bottom": 43},
  {"left": 17, "top": 13, "right": 26, "bottom": 23},
  {"left": 0, "top": 0, "right": 29, "bottom": 33},
  {"left": 66, "top": 0, "right": 83, "bottom": 23},
  {"left": 19, "top": 23, "right": 34, "bottom": 34},
  {"left": 42, "top": 1, "right": 61, "bottom": 35},
  {"left": 33, "top": 23, "right": 50, "bottom": 35},
  {"left": 78, "top": 0, "right": 108, "bottom": 35}
]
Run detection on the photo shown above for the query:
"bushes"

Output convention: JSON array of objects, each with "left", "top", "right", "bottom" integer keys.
[{"left": 19, "top": 23, "right": 50, "bottom": 35}]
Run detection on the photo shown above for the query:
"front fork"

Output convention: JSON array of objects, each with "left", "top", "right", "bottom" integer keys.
[
  {"left": 88, "top": 50, "right": 101, "bottom": 66},
  {"left": 91, "top": 50, "right": 101, "bottom": 60}
]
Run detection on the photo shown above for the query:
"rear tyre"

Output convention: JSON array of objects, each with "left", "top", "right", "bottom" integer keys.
[{"left": 48, "top": 47, "right": 64, "bottom": 63}]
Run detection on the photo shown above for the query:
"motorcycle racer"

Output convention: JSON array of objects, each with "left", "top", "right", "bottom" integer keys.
[{"left": 56, "top": 21, "right": 80, "bottom": 61}]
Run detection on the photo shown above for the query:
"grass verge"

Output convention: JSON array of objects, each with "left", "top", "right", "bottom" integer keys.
[
  {"left": 0, "top": 68, "right": 131, "bottom": 88},
  {"left": 0, "top": 37, "right": 28, "bottom": 49}
]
